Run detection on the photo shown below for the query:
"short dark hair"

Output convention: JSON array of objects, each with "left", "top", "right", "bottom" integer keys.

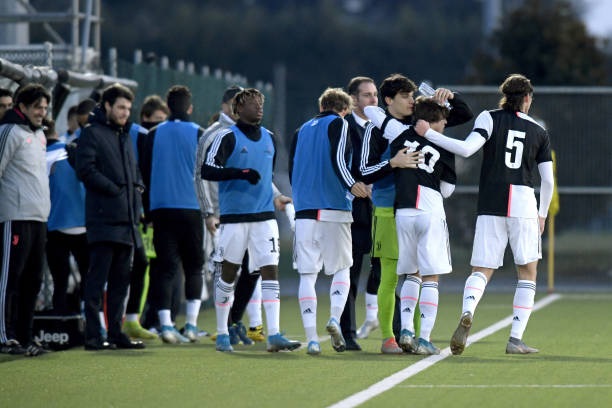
[
  {"left": 232, "top": 88, "right": 264, "bottom": 115},
  {"left": 67, "top": 105, "right": 78, "bottom": 118},
  {"left": 499, "top": 73, "right": 533, "bottom": 111},
  {"left": 346, "top": 76, "right": 375, "bottom": 96},
  {"left": 0, "top": 88, "right": 12, "bottom": 99},
  {"left": 166, "top": 85, "right": 192, "bottom": 115},
  {"left": 379, "top": 74, "right": 417, "bottom": 107},
  {"left": 14, "top": 83, "right": 51, "bottom": 107},
  {"left": 222, "top": 85, "right": 244, "bottom": 103},
  {"left": 101, "top": 83, "right": 134, "bottom": 110},
  {"left": 413, "top": 96, "right": 449, "bottom": 123},
  {"left": 140, "top": 94, "right": 169, "bottom": 120},
  {"left": 76, "top": 98, "right": 97, "bottom": 115}
]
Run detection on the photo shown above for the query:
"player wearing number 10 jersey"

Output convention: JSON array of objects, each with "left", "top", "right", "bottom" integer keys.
[
  {"left": 390, "top": 97, "right": 456, "bottom": 355},
  {"left": 416, "top": 73, "right": 554, "bottom": 355}
]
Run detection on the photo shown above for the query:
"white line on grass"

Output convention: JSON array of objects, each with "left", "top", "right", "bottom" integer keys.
[
  {"left": 327, "top": 293, "right": 562, "bottom": 408},
  {"left": 398, "top": 384, "right": 612, "bottom": 388}
]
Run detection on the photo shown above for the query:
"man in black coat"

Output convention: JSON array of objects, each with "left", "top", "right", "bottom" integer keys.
[
  {"left": 75, "top": 84, "right": 145, "bottom": 350},
  {"left": 339, "top": 76, "right": 378, "bottom": 351}
]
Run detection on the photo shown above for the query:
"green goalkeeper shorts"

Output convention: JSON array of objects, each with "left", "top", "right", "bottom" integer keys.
[{"left": 371, "top": 206, "right": 398, "bottom": 260}]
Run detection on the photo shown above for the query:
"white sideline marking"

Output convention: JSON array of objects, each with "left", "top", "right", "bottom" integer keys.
[
  {"left": 327, "top": 293, "right": 562, "bottom": 408},
  {"left": 399, "top": 384, "right": 612, "bottom": 389}
]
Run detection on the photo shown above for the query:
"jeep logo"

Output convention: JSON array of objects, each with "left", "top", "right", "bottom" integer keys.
[{"left": 34, "top": 330, "right": 70, "bottom": 344}]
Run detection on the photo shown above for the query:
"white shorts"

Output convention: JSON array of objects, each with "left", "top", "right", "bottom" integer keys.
[
  {"left": 470, "top": 215, "right": 541, "bottom": 268},
  {"left": 217, "top": 219, "right": 280, "bottom": 270},
  {"left": 396, "top": 211, "right": 452, "bottom": 276},
  {"left": 294, "top": 219, "right": 352, "bottom": 275}
]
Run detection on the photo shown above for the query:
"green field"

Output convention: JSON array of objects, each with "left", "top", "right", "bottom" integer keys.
[{"left": 1, "top": 292, "right": 611, "bottom": 408}]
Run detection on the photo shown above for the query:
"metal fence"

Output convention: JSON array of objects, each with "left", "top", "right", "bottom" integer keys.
[{"left": 116, "top": 55, "right": 274, "bottom": 129}]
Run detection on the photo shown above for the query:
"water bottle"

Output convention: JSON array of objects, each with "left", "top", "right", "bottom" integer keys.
[
  {"left": 418, "top": 82, "right": 451, "bottom": 109},
  {"left": 284, "top": 202, "right": 295, "bottom": 232}
]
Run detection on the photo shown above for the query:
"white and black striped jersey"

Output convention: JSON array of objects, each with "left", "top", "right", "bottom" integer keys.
[
  {"left": 474, "top": 109, "right": 552, "bottom": 217},
  {"left": 391, "top": 128, "right": 455, "bottom": 216}
]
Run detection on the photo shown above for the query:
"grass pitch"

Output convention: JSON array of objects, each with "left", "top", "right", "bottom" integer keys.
[{"left": 1, "top": 292, "right": 611, "bottom": 408}]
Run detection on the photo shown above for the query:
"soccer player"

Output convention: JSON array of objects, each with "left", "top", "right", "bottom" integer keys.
[
  {"left": 365, "top": 97, "right": 456, "bottom": 355},
  {"left": 139, "top": 85, "right": 206, "bottom": 344},
  {"left": 359, "top": 74, "right": 472, "bottom": 353},
  {"left": 202, "top": 88, "right": 300, "bottom": 353},
  {"left": 416, "top": 73, "right": 554, "bottom": 355},
  {"left": 289, "top": 87, "right": 370, "bottom": 355}
]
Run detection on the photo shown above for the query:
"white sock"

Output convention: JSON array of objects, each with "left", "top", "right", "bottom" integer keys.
[
  {"left": 125, "top": 313, "right": 138, "bottom": 323},
  {"left": 419, "top": 281, "right": 439, "bottom": 341},
  {"left": 261, "top": 279, "right": 280, "bottom": 336},
  {"left": 462, "top": 271, "right": 488, "bottom": 315},
  {"left": 365, "top": 293, "right": 378, "bottom": 322},
  {"left": 158, "top": 309, "right": 172, "bottom": 327},
  {"left": 330, "top": 268, "right": 350, "bottom": 320},
  {"left": 247, "top": 276, "right": 263, "bottom": 327},
  {"left": 510, "top": 280, "right": 536, "bottom": 340},
  {"left": 185, "top": 299, "right": 202, "bottom": 327},
  {"left": 215, "top": 278, "right": 234, "bottom": 335},
  {"left": 298, "top": 273, "right": 318, "bottom": 342},
  {"left": 400, "top": 275, "right": 421, "bottom": 332}
]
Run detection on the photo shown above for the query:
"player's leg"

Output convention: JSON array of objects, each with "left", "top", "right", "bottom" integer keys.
[
  {"left": 251, "top": 220, "right": 300, "bottom": 352},
  {"left": 295, "top": 219, "right": 322, "bottom": 354},
  {"left": 214, "top": 223, "right": 247, "bottom": 351},
  {"left": 179, "top": 210, "right": 205, "bottom": 342},
  {"left": 506, "top": 217, "right": 541, "bottom": 354},
  {"left": 322, "top": 221, "right": 352, "bottom": 353},
  {"left": 451, "top": 215, "right": 505, "bottom": 355},
  {"left": 415, "top": 213, "right": 451, "bottom": 355}
]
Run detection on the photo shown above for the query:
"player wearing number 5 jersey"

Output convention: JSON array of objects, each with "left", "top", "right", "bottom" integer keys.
[{"left": 415, "top": 73, "right": 554, "bottom": 355}]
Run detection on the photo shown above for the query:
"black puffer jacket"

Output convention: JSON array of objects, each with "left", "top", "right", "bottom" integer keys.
[{"left": 75, "top": 106, "right": 143, "bottom": 246}]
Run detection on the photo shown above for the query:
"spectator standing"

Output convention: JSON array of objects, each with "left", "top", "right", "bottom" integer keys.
[
  {"left": 339, "top": 76, "right": 378, "bottom": 351},
  {"left": 75, "top": 84, "right": 145, "bottom": 351}
]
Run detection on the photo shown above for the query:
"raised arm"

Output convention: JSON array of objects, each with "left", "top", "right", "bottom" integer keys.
[{"left": 416, "top": 110, "right": 490, "bottom": 158}]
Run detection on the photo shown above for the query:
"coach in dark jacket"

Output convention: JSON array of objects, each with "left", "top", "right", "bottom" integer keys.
[{"left": 75, "top": 84, "right": 145, "bottom": 350}]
